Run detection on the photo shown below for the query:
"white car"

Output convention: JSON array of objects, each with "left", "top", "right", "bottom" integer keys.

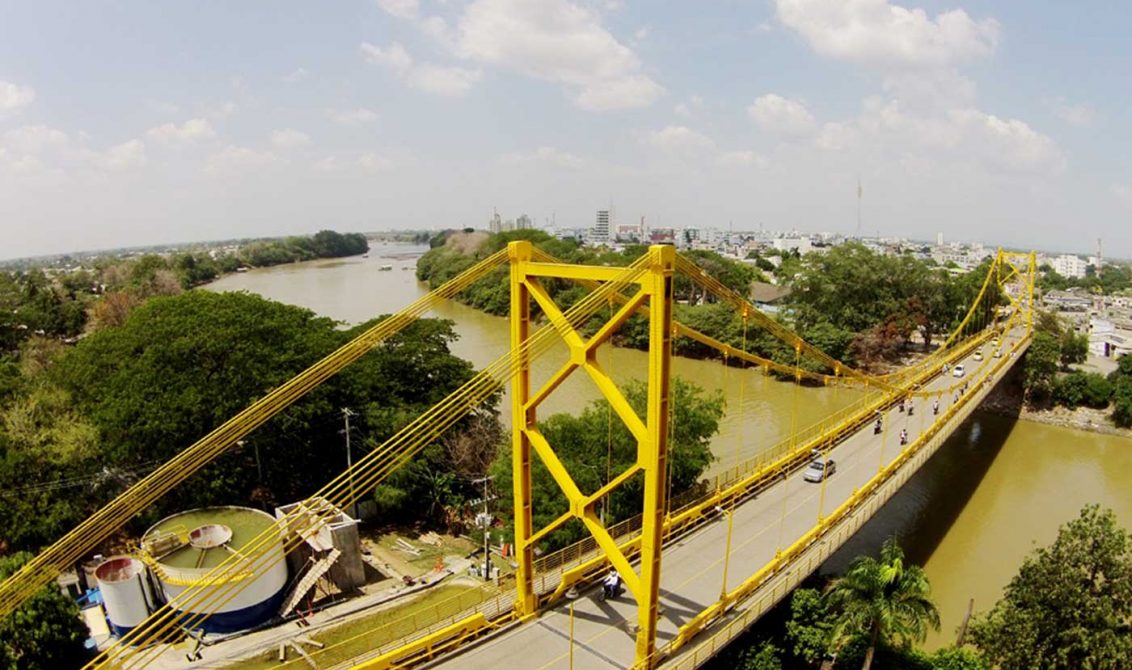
[
  {"left": 952, "top": 364, "right": 966, "bottom": 378},
  {"left": 803, "top": 456, "right": 837, "bottom": 483}
]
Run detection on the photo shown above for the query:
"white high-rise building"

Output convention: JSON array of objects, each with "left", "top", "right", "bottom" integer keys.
[
  {"left": 936, "top": 232, "right": 944, "bottom": 247},
  {"left": 591, "top": 209, "right": 611, "bottom": 244},
  {"left": 1052, "top": 254, "right": 1089, "bottom": 279}
]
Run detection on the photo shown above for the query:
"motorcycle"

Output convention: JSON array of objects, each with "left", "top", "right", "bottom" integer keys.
[{"left": 600, "top": 579, "right": 624, "bottom": 601}]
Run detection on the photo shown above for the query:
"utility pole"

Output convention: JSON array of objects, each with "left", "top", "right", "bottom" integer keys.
[
  {"left": 472, "top": 475, "right": 493, "bottom": 581},
  {"left": 342, "top": 408, "right": 357, "bottom": 519}
]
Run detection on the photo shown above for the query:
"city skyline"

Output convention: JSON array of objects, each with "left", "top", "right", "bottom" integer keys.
[{"left": 1, "top": 0, "right": 1130, "bottom": 259}]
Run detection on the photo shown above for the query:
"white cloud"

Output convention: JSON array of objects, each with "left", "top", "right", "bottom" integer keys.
[
  {"left": 204, "top": 101, "right": 238, "bottom": 119},
  {"left": 376, "top": 0, "right": 419, "bottom": 19},
  {"left": 674, "top": 95, "right": 705, "bottom": 118},
  {"left": 454, "top": 0, "right": 664, "bottom": 110},
  {"left": 327, "top": 108, "right": 380, "bottom": 125},
  {"left": 408, "top": 63, "right": 483, "bottom": 96},
  {"left": 361, "top": 42, "right": 482, "bottom": 96},
  {"left": 642, "top": 125, "right": 714, "bottom": 153},
  {"left": 145, "top": 118, "right": 216, "bottom": 144},
  {"left": 716, "top": 150, "right": 765, "bottom": 167},
  {"left": 2, "top": 125, "right": 69, "bottom": 154},
  {"left": 313, "top": 152, "right": 394, "bottom": 172},
  {"left": 94, "top": 139, "right": 147, "bottom": 170},
  {"left": 1054, "top": 102, "right": 1096, "bottom": 128},
  {"left": 817, "top": 97, "right": 1063, "bottom": 173},
  {"left": 950, "top": 108, "right": 1063, "bottom": 172},
  {"left": 205, "top": 145, "right": 279, "bottom": 174},
  {"left": 281, "top": 67, "right": 308, "bottom": 83},
  {"left": 362, "top": 42, "right": 414, "bottom": 72},
  {"left": 270, "top": 128, "right": 311, "bottom": 149},
  {"left": 0, "top": 80, "right": 35, "bottom": 113},
  {"left": 1112, "top": 184, "right": 1132, "bottom": 206},
  {"left": 500, "top": 146, "right": 584, "bottom": 168},
  {"left": 775, "top": 0, "right": 999, "bottom": 69},
  {"left": 313, "top": 156, "right": 340, "bottom": 172},
  {"left": 749, "top": 94, "right": 816, "bottom": 136},
  {"left": 358, "top": 152, "right": 393, "bottom": 171},
  {"left": 882, "top": 69, "right": 976, "bottom": 110}
]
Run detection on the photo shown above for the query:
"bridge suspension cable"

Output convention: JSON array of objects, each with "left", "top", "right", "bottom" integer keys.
[
  {"left": 0, "top": 249, "right": 510, "bottom": 620},
  {"left": 86, "top": 257, "right": 653, "bottom": 669}
]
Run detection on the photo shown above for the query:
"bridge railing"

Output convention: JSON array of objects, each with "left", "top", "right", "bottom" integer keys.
[
  {"left": 652, "top": 331, "right": 1032, "bottom": 668},
  {"left": 528, "top": 329, "right": 993, "bottom": 590}
]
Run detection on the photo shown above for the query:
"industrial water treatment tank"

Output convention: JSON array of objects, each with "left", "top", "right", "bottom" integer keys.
[{"left": 142, "top": 506, "right": 288, "bottom": 633}]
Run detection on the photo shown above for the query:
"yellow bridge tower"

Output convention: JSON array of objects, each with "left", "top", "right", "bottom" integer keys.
[{"left": 509, "top": 240, "right": 674, "bottom": 666}]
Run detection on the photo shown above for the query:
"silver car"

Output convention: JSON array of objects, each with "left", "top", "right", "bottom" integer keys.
[{"left": 803, "top": 457, "right": 837, "bottom": 483}]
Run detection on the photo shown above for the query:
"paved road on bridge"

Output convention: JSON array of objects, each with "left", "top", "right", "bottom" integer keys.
[{"left": 434, "top": 333, "right": 1023, "bottom": 670}]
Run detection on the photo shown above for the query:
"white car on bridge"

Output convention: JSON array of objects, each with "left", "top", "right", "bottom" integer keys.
[{"left": 803, "top": 456, "right": 836, "bottom": 483}]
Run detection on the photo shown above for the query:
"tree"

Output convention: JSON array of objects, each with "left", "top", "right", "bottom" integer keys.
[
  {"left": 969, "top": 505, "right": 1132, "bottom": 669},
  {"left": 1059, "top": 329, "right": 1089, "bottom": 369},
  {"left": 1022, "top": 331, "right": 1060, "bottom": 401},
  {"left": 824, "top": 537, "right": 940, "bottom": 670},
  {"left": 490, "top": 377, "right": 722, "bottom": 550},
  {"left": 1113, "top": 377, "right": 1132, "bottom": 428},
  {"left": 928, "top": 647, "right": 986, "bottom": 670},
  {"left": 737, "top": 639, "right": 783, "bottom": 670},
  {"left": 786, "top": 587, "right": 836, "bottom": 666},
  {"left": 47, "top": 291, "right": 481, "bottom": 525},
  {"left": 0, "top": 552, "right": 89, "bottom": 669}
]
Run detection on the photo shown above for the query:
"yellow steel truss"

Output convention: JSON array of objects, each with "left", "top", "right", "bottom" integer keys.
[{"left": 508, "top": 241, "right": 674, "bottom": 666}]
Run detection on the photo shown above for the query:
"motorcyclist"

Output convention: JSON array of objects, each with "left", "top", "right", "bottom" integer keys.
[
  {"left": 899, "top": 429, "right": 908, "bottom": 445},
  {"left": 932, "top": 399, "right": 939, "bottom": 415},
  {"left": 602, "top": 568, "right": 621, "bottom": 600},
  {"left": 874, "top": 415, "right": 883, "bottom": 434}
]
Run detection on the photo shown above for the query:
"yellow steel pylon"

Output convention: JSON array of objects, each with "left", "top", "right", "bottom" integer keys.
[{"left": 508, "top": 240, "right": 674, "bottom": 667}]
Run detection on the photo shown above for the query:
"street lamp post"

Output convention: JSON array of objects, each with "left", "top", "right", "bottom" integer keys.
[{"left": 472, "top": 475, "right": 493, "bottom": 581}]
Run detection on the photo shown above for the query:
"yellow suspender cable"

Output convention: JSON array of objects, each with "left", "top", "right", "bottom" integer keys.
[
  {"left": 0, "top": 248, "right": 510, "bottom": 620},
  {"left": 90, "top": 258, "right": 651, "bottom": 668}
]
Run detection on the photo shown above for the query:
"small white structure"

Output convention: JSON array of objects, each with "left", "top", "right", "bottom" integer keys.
[{"left": 95, "top": 556, "right": 154, "bottom": 637}]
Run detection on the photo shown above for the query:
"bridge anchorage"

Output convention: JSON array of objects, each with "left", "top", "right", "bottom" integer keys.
[{"left": 0, "top": 243, "right": 1035, "bottom": 670}]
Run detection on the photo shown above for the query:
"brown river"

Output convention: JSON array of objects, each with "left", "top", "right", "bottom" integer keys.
[{"left": 207, "top": 243, "right": 1132, "bottom": 649}]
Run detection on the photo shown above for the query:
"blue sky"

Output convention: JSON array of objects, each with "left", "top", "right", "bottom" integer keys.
[{"left": 1, "top": 0, "right": 1129, "bottom": 259}]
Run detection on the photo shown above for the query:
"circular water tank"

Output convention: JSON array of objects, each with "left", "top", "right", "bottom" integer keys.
[
  {"left": 143, "top": 506, "right": 288, "bottom": 634},
  {"left": 95, "top": 556, "right": 151, "bottom": 637}
]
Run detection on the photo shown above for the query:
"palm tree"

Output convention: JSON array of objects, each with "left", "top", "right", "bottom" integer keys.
[{"left": 823, "top": 537, "right": 940, "bottom": 670}]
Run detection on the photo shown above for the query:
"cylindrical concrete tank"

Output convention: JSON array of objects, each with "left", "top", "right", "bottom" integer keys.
[
  {"left": 95, "top": 556, "right": 151, "bottom": 637},
  {"left": 143, "top": 506, "right": 288, "bottom": 634}
]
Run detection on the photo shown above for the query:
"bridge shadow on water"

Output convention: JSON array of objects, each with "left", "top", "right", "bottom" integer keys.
[
  {"left": 699, "top": 401, "right": 1022, "bottom": 668},
  {"left": 818, "top": 405, "right": 1019, "bottom": 574}
]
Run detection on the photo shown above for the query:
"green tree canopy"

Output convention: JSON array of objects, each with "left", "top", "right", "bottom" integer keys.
[
  {"left": 969, "top": 505, "right": 1132, "bottom": 669},
  {"left": 490, "top": 377, "right": 722, "bottom": 551},
  {"left": 824, "top": 537, "right": 940, "bottom": 670},
  {"left": 0, "top": 552, "right": 88, "bottom": 669},
  {"left": 42, "top": 290, "right": 479, "bottom": 532}
]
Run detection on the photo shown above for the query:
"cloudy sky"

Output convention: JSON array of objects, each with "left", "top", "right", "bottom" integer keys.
[{"left": 1, "top": 0, "right": 1129, "bottom": 259}]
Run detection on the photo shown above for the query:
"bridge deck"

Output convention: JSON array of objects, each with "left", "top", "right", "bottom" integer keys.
[{"left": 431, "top": 332, "right": 1027, "bottom": 670}]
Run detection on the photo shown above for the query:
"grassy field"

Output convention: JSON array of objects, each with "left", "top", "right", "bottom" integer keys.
[{"left": 236, "top": 582, "right": 498, "bottom": 670}]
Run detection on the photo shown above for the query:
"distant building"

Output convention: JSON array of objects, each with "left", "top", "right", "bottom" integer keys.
[
  {"left": 1044, "top": 289, "right": 1092, "bottom": 311},
  {"left": 1052, "top": 254, "right": 1088, "bottom": 279},
  {"left": 772, "top": 237, "right": 812, "bottom": 255},
  {"left": 615, "top": 223, "right": 642, "bottom": 243},
  {"left": 516, "top": 214, "right": 532, "bottom": 230},
  {"left": 489, "top": 212, "right": 503, "bottom": 234},
  {"left": 936, "top": 232, "right": 944, "bottom": 247},
  {"left": 590, "top": 209, "right": 611, "bottom": 245}
]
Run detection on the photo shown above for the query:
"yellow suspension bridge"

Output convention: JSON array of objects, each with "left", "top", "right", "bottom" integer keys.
[{"left": 0, "top": 242, "right": 1036, "bottom": 670}]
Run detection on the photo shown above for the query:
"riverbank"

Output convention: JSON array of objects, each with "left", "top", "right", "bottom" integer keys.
[{"left": 983, "top": 378, "right": 1132, "bottom": 439}]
